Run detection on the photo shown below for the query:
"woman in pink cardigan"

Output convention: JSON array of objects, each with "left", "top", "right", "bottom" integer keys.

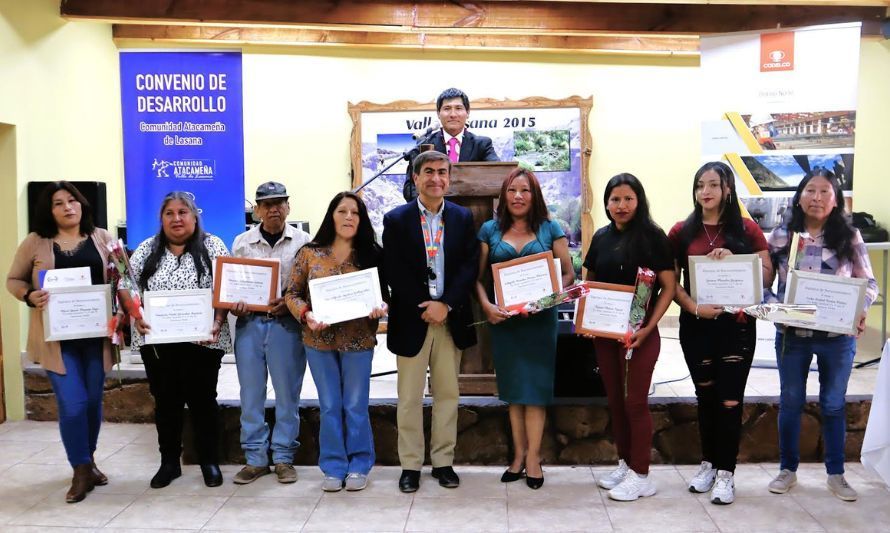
[{"left": 6, "top": 181, "right": 116, "bottom": 503}]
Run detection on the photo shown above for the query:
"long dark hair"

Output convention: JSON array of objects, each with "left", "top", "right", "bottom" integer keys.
[
  {"left": 783, "top": 168, "right": 855, "bottom": 262},
  {"left": 139, "top": 192, "right": 212, "bottom": 291},
  {"left": 33, "top": 181, "right": 95, "bottom": 238},
  {"left": 496, "top": 168, "right": 549, "bottom": 235},
  {"left": 305, "top": 192, "right": 381, "bottom": 269},
  {"left": 677, "top": 161, "right": 753, "bottom": 255},
  {"left": 603, "top": 173, "right": 670, "bottom": 267}
]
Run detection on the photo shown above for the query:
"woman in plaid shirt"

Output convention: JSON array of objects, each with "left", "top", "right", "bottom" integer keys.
[{"left": 764, "top": 169, "right": 877, "bottom": 501}]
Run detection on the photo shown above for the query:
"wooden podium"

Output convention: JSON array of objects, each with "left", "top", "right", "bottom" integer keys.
[{"left": 448, "top": 161, "right": 518, "bottom": 395}]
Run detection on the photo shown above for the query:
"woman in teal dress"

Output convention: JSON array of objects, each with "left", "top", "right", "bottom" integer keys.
[{"left": 476, "top": 168, "right": 575, "bottom": 489}]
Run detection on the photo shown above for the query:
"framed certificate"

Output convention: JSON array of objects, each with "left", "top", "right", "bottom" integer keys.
[
  {"left": 689, "top": 254, "right": 763, "bottom": 306},
  {"left": 777, "top": 270, "right": 867, "bottom": 335},
  {"left": 144, "top": 289, "right": 214, "bottom": 344},
  {"left": 574, "top": 281, "right": 635, "bottom": 339},
  {"left": 492, "top": 251, "right": 559, "bottom": 308},
  {"left": 43, "top": 285, "right": 112, "bottom": 341},
  {"left": 212, "top": 256, "right": 279, "bottom": 312},
  {"left": 308, "top": 267, "right": 383, "bottom": 325}
]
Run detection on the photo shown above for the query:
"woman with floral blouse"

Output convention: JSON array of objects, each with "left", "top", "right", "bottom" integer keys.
[{"left": 286, "top": 191, "right": 388, "bottom": 493}]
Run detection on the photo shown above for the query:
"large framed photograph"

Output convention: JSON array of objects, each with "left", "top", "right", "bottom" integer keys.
[
  {"left": 144, "top": 288, "right": 214, "bottom": 344},
  {"left": 43, "top": 285, "right": 112, "bottom": 341},
  {"left": 491, "top": 251, "right": 559, "bottom": 308},
  {"left": 574, "top": 281, "right": 635, "bottom": 339},
  {"left": 689, "top": 254, "right": 763, "bottom": 306},
  {"left": 308, "top": 267, "right": 383, "bottom": 325},
  {"left": 212, "top": 256, "right": 280, "bottom": 312},
  {"left": 777, "top": 270, "right": 867, "bottom": 335}
]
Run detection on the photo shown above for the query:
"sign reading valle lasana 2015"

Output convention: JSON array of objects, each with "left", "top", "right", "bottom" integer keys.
[{"left": 120, "top": 51, "right": 244, "bottom": 249}]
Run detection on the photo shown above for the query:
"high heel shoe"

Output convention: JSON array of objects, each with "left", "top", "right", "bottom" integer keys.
[
  {"left": 526, "top": 473, "right": 544, "bottom": 490},
  {"left": 500, "top": 467, "right": 526, "bottom": 483},
  {"left": 526, "top": 464, "right": 544, "bottom": 489}
]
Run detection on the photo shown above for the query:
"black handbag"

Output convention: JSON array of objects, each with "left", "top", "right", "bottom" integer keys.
[{"left": 852, "top": 211, "right": 889, "bottom": 242}]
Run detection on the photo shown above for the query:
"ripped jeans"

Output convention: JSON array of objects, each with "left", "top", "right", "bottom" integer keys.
[{"left": 679, "top": 312, "right": 756, "bottom": 472}]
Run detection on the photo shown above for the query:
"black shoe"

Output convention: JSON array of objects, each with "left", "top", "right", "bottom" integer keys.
[
  {"left": 201, "top": 464, "right": 223, "bottom": 487},
  {"left": 150, "top": 463, "right": 181, "bottom": 489},
  {"left": 501, "top": 467, "right": 526, "bottom": 483},
  {"left": 431, "top": 466, "right": 460, "bottom": 488},
  {"left": 399, "top": 470, "right": 421, "bottom": 493},
  {"left": 526, "top": 473, "right": 544, "bottom": 490}
]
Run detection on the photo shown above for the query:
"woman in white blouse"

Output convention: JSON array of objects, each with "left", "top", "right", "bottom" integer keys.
[{"left": 128, "top": 191, "right": 231, "bottom": 489}]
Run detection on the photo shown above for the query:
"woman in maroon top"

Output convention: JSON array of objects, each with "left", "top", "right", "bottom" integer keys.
[{"left": 667, "top": 161, "right": 772, "bottom": 505}]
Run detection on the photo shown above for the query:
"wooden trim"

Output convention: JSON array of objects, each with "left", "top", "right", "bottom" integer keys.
[
  {"left": 66, "top": 1, "right": 887, "bottom": 35},
  {"left": 112, "top": 25, "right": 700, "bottom": 55}
]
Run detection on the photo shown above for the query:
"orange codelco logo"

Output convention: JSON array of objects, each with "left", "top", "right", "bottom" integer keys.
[{"left": 760, "top": 31, "right": 795, "bottom": 72}]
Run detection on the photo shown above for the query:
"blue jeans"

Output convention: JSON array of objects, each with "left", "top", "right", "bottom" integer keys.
[
  {"left": 775, "top": 332, "right": 856, "bottom": 475},
  {"left": 235, "top": 314, "right": 307, "bottom": 466},
  {"left": 45, "top": 338, "right": 106, "bottom": 467},
  {"left": 306, "top": 347, "right": 375, "bottom": 478}
]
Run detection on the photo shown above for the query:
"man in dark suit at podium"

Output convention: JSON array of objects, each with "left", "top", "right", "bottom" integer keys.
[{"left": 402, "top": 88, "right": 499, "bottom": 201}]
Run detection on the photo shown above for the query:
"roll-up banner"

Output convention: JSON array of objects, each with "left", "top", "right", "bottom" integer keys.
[{"left": 120, "top": 51, "right": 245, "bottom": 249}]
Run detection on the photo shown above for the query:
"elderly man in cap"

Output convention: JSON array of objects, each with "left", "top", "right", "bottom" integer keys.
[{"left": 231, "top": 181, "right": 311, "bottom": 484}]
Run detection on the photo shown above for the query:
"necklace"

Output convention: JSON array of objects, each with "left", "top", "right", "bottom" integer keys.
[{"left": 702, "top": 223, "right": 723, "bottom": 248}]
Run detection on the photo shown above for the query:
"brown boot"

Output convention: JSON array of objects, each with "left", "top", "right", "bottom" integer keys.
[
  {"left": 90, "top": 460, "right": 108, "bottom": 486},
  {"left": 66, "top": 464, "right": 95, "bottom": 503}
]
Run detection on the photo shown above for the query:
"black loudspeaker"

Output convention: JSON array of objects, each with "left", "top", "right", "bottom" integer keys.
[
  {"left": 27, "top": 181, "right": 108, "bottom": 232},
  {"left": 554, "top": 333, "right": 605, "bottom": 398}
]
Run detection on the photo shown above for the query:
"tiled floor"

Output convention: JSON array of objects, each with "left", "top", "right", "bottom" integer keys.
[{"left": 0, "top": 421, "right": 888, "bottom": 532}]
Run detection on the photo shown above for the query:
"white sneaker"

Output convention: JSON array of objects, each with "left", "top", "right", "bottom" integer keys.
[
  {"left": 710, "top": 470, "right": 735, "bottom": 505},
  {"left": 826, "top": 474, "right": 857, "bottom": 501},
  {"left": 345, "top": 473, "right": 368, "bottom": 491},
  {"left": 768, "top": 469, "right": 797, "bottom": 494},
  {"left": 688, "top": 461, "right": 717, "bottom": 493},
  {"left": 322, "top": 476, "right": 343, "bottom": 492},
  {"left": 597, "top": 459, "right": 630, "bottom": 490},
  {"left": 608, "top": 469, "right": 657, "bottom": 501}
]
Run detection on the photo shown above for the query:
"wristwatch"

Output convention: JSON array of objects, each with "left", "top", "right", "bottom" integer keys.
[{"left": 24, "top": 288, "right": 36, "bottom": 308}]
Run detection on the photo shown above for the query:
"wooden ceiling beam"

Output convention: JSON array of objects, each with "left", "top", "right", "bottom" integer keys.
[
  {"left": 112, "top": 24, "right": 700, "bottom": 55},
  {"left": 61, "top": 1, "right": 886, "bottom": 34}
]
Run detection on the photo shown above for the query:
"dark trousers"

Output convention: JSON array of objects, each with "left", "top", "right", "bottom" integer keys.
[
  {"left": 679, "top": 312, "right": 755, "bottom": 472},
  {"left": 594, "top": 327, "right": 660, "bottom": 475},
  {"left": 142, "top": 342, "right": 223, "bottom": 465}
]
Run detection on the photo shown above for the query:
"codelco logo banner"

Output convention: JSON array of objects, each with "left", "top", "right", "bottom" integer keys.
[{"left": 761, "top": 31, "right": 795, "bottom": 72}]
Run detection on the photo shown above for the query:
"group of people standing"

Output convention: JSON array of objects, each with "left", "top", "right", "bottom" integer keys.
[{"left": 7, "top": 88, "right": 877, "bottom": 508}]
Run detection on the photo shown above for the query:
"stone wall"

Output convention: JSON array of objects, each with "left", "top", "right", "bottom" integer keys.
[{"left": 23, "top": 371, "right": 871, "bottom": 466}]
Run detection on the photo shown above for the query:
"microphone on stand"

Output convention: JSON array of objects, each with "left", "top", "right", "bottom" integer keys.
[{"left": 412, "top": 121, "right": 441, "bottom": 140}]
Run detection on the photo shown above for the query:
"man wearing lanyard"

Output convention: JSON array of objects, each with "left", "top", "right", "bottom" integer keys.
[
  {"left": 383, "top": 150, "right": 480, "bottom": 492},
  {"left": 402, "top": 88, "right": 499, "bottom": 202},
  {"left": 230, "top": 182, "right": 311, "bottom": 485}
]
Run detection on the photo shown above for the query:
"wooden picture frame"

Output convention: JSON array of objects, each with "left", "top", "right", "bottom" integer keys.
[
  {"left": 491, "top": 251, "right": 559, "bottom": 308},
  {"left": 574, "top": 281, "right": 635, "bottom": 339},
  {"left": 212, "top": 256, "right": 280, "bottom": 313}
]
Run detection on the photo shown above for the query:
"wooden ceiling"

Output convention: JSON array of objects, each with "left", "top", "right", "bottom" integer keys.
[{"left": 60, "top": 0, "right": 889, "bottom": 56}]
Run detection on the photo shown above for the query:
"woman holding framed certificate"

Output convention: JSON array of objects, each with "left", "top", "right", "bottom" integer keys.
[
  {"left": 583, "top": 174, "right": 675, "bottom": 502},
  {"left": 764, "top": 169, "right": 877, "bottom": 501},
  {"left": 127, "top": 192, "right": 232, "bottom": 490},
  {"left": 285, "top": 192, "right": 388, "bottom": 493},
  {"left": 6, "top": 181, "right": 117, "bottom": 503},
  {"left": 475, "top": 168, "right": 574, "bottom": 490},
  {"left": 668, "top": 161, "right": 772, "bottom": 505}
]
